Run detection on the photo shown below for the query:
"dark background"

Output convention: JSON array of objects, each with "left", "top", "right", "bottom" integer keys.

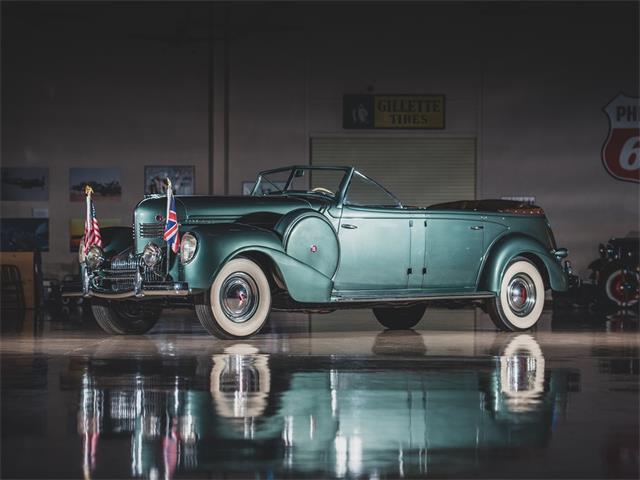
[{"left": 1, "top": 1, "right": 639, "bottom": 278}]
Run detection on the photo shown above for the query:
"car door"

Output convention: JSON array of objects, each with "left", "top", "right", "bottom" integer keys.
[
  {"left": 423, "top": 213, "right": 485, "bottom": 290},
  {"left": 333, "top": 173, "right": 412, "bottom": 292}
]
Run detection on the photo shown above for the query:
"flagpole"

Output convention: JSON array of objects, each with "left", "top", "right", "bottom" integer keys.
[
  {"left": 84, "top": 185, "right": 93, "bottom": 255},
  {"left": 166, "top": 178, "right": 172, "bottom": 277}
]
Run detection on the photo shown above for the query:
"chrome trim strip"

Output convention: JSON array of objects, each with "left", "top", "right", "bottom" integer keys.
[
  {"left": 90, "top": 287, "right": 189, "bottom": 299},
  {"left": 134, "top": 268, "right": 143, "bottom": 297},
  {"left": 330, "top": 292, "right": 495, "bottom": 303},
  {"left": 62, "top": 281, "right": 190, "bottom": 299}
]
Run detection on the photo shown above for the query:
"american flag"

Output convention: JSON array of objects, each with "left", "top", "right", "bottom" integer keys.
[
  {"left": 163, "top": 183, "right": 180, "bottom": 254},
  {"left": 83, "top": 187, "right": 102, "bottom": 254}
]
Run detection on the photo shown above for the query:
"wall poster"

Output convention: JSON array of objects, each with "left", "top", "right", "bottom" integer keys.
[
  {"left": 145, "top": 166, "right": 195, "bottom": 195},
  {"left": 0, "top": 218, "right": 49, "bottom": 251},
  {"left": 343, "top": 94, "right": 445, "bottom": 129},
  {"left": 70, "top": 168, "right": 122, "bottom": 202},
  {"left": 1, "top": 167, "right": 49, "bottom": 201},
  {"left": 69, "top": 218, "right": 120, "bottom": 252}
]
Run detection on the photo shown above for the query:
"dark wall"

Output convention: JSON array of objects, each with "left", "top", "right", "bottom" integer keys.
[{"left": 2, "top": 2, "right": 638, "bottom": 276}]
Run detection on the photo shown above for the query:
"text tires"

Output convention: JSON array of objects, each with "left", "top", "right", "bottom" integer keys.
[
  {"left": 487, "top": 258, "right": 545, "bottom": 331},
  {"left": 91, "top": 299, "right": 162, "bottom": 335},
  {"left": 373, "top": 304, "right": 426, "bottom": 330},
  {"left": 195, "top": 258, "right": 271, "bottom": 339}
]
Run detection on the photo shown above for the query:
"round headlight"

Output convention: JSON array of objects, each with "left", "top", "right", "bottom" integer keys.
[
  {"left": 85, "top": 245, "right": 105, "bottom": 269},
  {"left": 180, "top": 233, "right": 197, "bottom": 264},
  {"left": 142, "top": 243, "right": 162, "bottom": 268},
  {"left": 606, "top": 244, "right": 615, "bottom": 259},
  {"left": 78, "top": 239, "right": 86, "bottom": 264}
]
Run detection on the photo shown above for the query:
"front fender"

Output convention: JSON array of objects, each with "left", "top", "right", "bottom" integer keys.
[
  {"left": 181, "top": 223, "right": 333, "bottom": 302},
  {"left": 478, "top": 233, "right": 568, "bottom": 293}
]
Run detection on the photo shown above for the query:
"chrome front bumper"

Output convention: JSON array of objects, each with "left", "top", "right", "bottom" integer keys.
[{"left": 62, "top": 266, "right": 189, "bottom": 299}]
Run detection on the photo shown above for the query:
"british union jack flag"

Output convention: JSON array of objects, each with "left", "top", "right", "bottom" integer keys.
[{"left": 163, "top": 185, "right": 180, "bottom": 254}]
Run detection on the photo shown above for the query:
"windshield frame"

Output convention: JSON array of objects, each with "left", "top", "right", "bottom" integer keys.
[
  {"left": 343, "top": 171, "right": 403, "bottom": 209},
  {"left": 253, "top": 165, "right": 402, "bottom": 209},
  {"left": 253, "top": 166, "right": 354, "bottom": 203}
]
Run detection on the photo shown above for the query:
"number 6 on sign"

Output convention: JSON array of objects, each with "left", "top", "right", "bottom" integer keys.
[
  {"left": 602, "top": 93, "right": 640, "bottom": 183},
  {"left": 619, "top": 135, "right": 640, "bottom": 171}
]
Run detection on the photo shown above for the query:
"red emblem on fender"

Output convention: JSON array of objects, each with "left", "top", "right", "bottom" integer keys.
[
  {"left": 310, "top": 245, "right": 318, "bottom": 253},
  {"left": 602, "top": 93, "right": 640, "bottom": 183}
]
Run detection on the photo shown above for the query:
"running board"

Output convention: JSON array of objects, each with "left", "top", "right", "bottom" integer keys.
[{"left": 330, "top": 291, "right": 495, "bottom": 303}]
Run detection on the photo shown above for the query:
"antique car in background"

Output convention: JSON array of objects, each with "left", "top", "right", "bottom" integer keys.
[
  {"left": 590, "top": 236, "right": 639, "bottom": 308},
  {"left": 63, "top": 165, "right": 570, "bottom": 339}
]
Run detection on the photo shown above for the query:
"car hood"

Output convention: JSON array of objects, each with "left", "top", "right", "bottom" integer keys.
[{"left": 135, "top": 194, "right": 331, "bottom": 225}]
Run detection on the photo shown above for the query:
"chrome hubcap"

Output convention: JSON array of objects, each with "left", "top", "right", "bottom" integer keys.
[
  {"left": 220, "top": 273, "right": 259, "bottom": 323},
  {"left": 507, "top": 273, "right": 536, "bottom": 317}
]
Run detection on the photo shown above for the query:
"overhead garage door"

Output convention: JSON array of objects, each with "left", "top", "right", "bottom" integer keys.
[{"left": 311, "top": 137, "right": 476, "bottom": 207}]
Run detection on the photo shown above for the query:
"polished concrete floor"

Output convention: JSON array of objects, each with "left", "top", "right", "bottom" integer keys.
[{"left": 1, "top": 306, "right": 638, "bottom": 479}]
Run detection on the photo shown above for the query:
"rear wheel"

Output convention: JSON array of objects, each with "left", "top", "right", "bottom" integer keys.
[
  {"left": 91, "top": 299, "right": 162, "bottom": 335},
  {"left": 487, "top": 258, "right": 545, "bottom": 331},
  {"left": 373, "top": 304, "right": 426, "bottom": 330},
  {"left": 195, "top": 258, "right": 272, "bottom": 339}
]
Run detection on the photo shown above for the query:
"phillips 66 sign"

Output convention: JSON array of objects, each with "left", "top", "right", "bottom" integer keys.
[{"left": 602, "top": 93, "right": 640, "bottom": 183}]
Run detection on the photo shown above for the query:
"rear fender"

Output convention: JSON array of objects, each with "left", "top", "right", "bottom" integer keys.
[{"left": 478, "top": 233, "right": 568, "bottom": 293}]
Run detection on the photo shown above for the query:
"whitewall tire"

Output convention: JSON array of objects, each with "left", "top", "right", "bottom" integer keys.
[
  {"left": 487, "top": 259, "right": 545, "bottom": 331},
  {"left": 602, "top": 266, "right": 640, "bottom": 307},
  {"left": 195, "top": 258, "right": 271, "bottom": 339}
]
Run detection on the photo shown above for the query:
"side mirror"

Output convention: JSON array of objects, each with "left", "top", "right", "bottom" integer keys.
[{"left": 294, "top": 169, "right": 305, "bottom": 178}]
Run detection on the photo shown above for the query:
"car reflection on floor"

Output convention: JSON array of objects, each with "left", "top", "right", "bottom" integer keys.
[{"left": 68, "top": 333, "right": 577, "bottom": 479}]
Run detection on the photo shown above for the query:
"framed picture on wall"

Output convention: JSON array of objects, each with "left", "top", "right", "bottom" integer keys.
[
  {"left": 1, "top": 167, "right": 49, "bottom": 201},
  {"left": 70, "top": 168, "right": 121, "bottom": 202},
  {"left": 242, "top": 180, "right": 286, "bottom": 196},
  {"left": 0, "top": 218, "right": 49, "bottom": 252},
  {"left": 145, "top": 166, "right": 195, "bottom": 195},
  {"left": 69, "top": 218, "right": 120, "bottom": 252}
]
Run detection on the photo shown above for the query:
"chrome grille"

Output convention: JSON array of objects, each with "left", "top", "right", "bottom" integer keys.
[
  {"left": 96, "top": 251, "right": 167, "bottom": 292},
  {"left": 111, "top": 257, "right": 140, "bottom": 270},
  {"left": 139, "top": 222, "right": 164, "bottom": 238}
]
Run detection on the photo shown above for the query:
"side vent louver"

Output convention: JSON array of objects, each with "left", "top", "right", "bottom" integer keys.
[{"left": 139, "top": 222, "right": 165, "bottom": 238}]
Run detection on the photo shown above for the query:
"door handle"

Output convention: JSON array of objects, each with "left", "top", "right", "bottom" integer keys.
[
  {"left": 470, "top": 225, "right": 484, "bottom": 230},
  {"left": 341, "top": 224, "right": 358, "bottom": 229}
]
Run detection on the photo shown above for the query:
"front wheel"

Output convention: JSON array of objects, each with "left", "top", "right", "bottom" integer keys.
[
  {"left": 91, "top": 299, "right": 162, "bottom": 335},
  {"left": 487, "top": 259, "right": 545, "bottom": 331},
  {"left": 195, "top": 258, "right": 272, "bottom": 339},
  {"left": 373, "top": 304, "right": 426, "bottom": 330}
]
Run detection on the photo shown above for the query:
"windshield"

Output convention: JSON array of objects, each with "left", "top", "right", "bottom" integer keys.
[
  {"left": 344, "top": 171, "right": 402, "bottom": 208},
  {"left": 252, "top": 167, "right": 349, "bottom": 199}
]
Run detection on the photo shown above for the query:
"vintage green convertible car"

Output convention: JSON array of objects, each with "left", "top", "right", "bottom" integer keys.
[{"left": 64, "top": 165, "right": 571, "bottom": 338}]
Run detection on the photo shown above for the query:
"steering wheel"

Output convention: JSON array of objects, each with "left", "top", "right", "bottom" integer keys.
[{"left": 311, "top": 187, "right": 335, "bottom": 197}]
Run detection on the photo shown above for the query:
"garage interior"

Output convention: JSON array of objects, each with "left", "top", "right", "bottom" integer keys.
[{"left": 1, "top": 2, "right": 639, "bottom": 479}]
